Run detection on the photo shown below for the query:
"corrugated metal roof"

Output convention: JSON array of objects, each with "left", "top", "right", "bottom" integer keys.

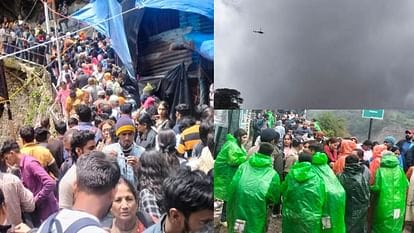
[
  {"left": 180, "top": 12, "right": 214, "bottom": 33},
  {"left": 137, "top": 12, "right": 213, "bottom": 78},
  {"left": 137, "top": 27, "right": 193, "bottom": 77}
]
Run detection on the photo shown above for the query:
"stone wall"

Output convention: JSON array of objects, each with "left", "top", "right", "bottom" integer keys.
[{"left": 0, "top": 58, "right": 54, "bottom": 144}]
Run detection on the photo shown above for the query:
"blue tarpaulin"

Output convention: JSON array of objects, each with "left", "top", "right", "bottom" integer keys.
[
  {"left": 184, "top": 32, "right": 213, "bottom": 61},
  {"left": 135, "top": 0, "right": 213, "bottom": 19},
  {"left": 72, "top": 0, "right": 135, "bottom": 78},
  {"left": 135, "top": 0, "right": 214, "bottom": 61}
]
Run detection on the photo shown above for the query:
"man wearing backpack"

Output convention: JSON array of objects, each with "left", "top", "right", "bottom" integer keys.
[{"left": 36, "top": 151, "right": 120, "bottom": 233}]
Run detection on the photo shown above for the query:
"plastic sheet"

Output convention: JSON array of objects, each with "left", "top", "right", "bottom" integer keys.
[
  {"left": 312, "top": 152, "right": 346, "bottom": 233},
  {"left": 214, "top": 134, "right": 247, "bottom": 201},
  {"left": 227, "top": 153, "right": 280, "bottom": 233},
  {"left": 337, "top": 163, "right": 370, "bottom": 233},
  {"left": 135, "top": 0, "right": 213, "bottom": 19},
  {"left": 282, "top": 161, "right": 326, "bottom": 233},
  {"left": 371, "top": 155, "right": 409, "bottom": 233}
]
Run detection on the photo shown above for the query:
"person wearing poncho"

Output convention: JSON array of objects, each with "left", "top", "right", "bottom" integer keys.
[
  {"left": 371, "top": 152, "right": 409, "bottom": 233},
  {"left": 337, "top": 153, "right": 370, "bottom": 233},
  {"left": 281, "top": 153, "right": 326, "bottom": 233},
  {"left": 312, "top": 152, "right": 346, "bottom": 233},
  {"left": 226, "top": 142, "right": 280, "bottom": 233},
  {"left": 214, "top": 129, "right": 248, "bottom": 223},
  {"left": 265, "top": 110, "right": 275, "bottom": 128}
]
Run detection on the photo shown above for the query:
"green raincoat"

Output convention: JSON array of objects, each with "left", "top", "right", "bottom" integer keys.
[
  {"left": 337, "top": 163, "right": 370, "bottom": 233},
  {"left": 312, "top": 152, "right": 346, "bottom": 233},
  {"left": 214, "top": 134, "right": 247, "bottom": 201},
  {"left": 226, "top": 152, "right": 280, "bottom": 233},
  {"left": 371, "top": 155, "right": 409, "bottom": 233},
  {"left": 266, "top": 111, "right": 275, "bottom": 128},
  {"left": 281, "top": 161, "right": 326, "bottom": 233}
]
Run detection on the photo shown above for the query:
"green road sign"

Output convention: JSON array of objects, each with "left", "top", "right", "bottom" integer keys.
[{"left": 362, "top": 109, "right": 384, "bottom": 120}]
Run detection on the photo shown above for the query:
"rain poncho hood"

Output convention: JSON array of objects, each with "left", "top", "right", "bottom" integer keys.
[
  {"left": 338, "top": 139, "right": 357, "bottom": 158},
  {"left": 214, "top": 134, "right": 247, "bottom": 201},
  {"left": 371, "top": 154, "right": 409, "bottom": 233},
  {"left": 282, "top": 161, "right": 326, "bottom": 233},
  {"left": 338, "top": 163, "right": 370, "bottom": 233},
  {"left": 372, "top": 145, "right": 388, "bottom": 159},
  {"left": 292, "top": 160, "right": 316, "bottom": 182},
  {"left": 384, "top": 136, "right": 396, "bottom": 146},
  {"left": 369, "top": 144, "right": 388, "bottom": 184},
  {"left": 227, "top": 152, "right": 280, "bottom": 233},
  {"left": 380, "top": 153, "right": 400, "bottom": 168},
  {"left": 312, "top": 152, "right": 346, "bottom": 233}
]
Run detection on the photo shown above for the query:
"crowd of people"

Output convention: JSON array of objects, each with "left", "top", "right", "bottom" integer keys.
[
  {"left": 0, "top": 9, "right": 215, "bottom": 232},
  {"left": 215, "top": 110, "right": 414, "bottom": 233}
]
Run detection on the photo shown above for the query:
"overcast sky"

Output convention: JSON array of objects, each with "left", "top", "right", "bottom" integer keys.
[{"left": 215, "top": 0, "right": 414, "bottom": 109}]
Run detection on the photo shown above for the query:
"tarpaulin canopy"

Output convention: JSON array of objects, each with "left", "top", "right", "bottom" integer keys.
[
  {"left": 71, "top": 0, "right": 135, "bottom": 78},
  {"left": 135, "top": 0, "right": 214, "bottom": 61},
  {"left": 154, "top": 63, "right": 193, "bottom": 120},
  {"left": 184, "top": 32, "right": 213, "bottom": 61},
  {"left": 135, "top": 0, "right": 213, "bottom": 19}
]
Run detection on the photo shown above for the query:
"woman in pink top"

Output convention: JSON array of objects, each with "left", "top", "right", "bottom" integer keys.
[{"left": 54, "top": 80, "right": 70, "bottom": 114}]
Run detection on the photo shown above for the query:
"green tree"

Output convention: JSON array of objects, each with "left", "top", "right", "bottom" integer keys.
[{"left": 317, "top": 112, "right": 350, "bottom": 138}]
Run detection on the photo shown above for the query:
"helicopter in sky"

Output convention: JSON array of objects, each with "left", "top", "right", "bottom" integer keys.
[{"left": 253, "top": 28, "right": 264, "bottom": 34}]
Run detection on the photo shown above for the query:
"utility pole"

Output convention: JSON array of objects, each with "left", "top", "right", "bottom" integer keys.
[
  {"left": 51, "top": 0, "right": 62, "bottom": 83},
  {"left": 367, "top": 118, "right": 373, "bottom": 140},
  {"left": 43, "top": 1, "right": 51, "bottom": 35}
]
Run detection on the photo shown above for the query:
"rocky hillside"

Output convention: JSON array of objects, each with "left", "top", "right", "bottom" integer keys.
[{"left": 0, "top": 58, "right": 55, "bottom": 144}]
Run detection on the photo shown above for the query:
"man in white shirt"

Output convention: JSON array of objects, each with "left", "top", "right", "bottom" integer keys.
[
  {"left": 37, "top": 151, "right": 120, "bottom": 232},
  {"left": 58, "top": 64, "right": 74, "bottom": 86},
  {"left": 359, "top": 139, "right": 373, "bottom": 162}
]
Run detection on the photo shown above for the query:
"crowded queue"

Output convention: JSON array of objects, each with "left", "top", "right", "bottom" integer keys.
[
  {"left": 0, "top": 27, "right": 215, "bottom": 231},
  {"left": 215, "top": 110, "right": 414, "bottom": 233},
  {"left": 0, "top": 98, "right": 214, "bottom": 233}
]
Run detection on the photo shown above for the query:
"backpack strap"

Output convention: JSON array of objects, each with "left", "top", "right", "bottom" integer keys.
[
  {"left": 64, "top": 217, "right": 101, "bottom": 233},
  {"left": 137, "top": 211, "right": 155, "bottom": 228},
  {"left": 37, "top": 212, "right": 60, "bottom": 233}
]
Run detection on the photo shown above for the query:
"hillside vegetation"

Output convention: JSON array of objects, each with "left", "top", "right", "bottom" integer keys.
[{"left": 307, "top": 110, "right": 414, "bottom": 143}]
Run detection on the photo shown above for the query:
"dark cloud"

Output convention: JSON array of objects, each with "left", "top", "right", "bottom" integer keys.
[{"left": 215, "top": 0, "right": 414, "bottom": 108}]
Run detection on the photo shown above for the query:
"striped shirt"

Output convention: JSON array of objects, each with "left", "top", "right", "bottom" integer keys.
[{"left": 177, "top": 124, "right": 201, "bottom": 157}]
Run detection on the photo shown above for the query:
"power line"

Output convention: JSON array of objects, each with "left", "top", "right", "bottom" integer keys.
[{"left": 0, "top": 5, "right": 140, "bottom": 61}]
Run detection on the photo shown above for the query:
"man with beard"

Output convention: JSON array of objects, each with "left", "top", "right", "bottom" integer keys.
[
  {"left": 37, "top": 151, "right": 120, "bottom": 232},
  {"left": 397, "top": 130, "right": 414, "bottom": 171},
  {"left": 102, "top": 116, "right": 144, "bottom": 187},
  {"left": 59, "top": 130, "right": 97, "bottom": 209},
  {"left": 144, "top": 169, "right": 213, "bottom": 233}
]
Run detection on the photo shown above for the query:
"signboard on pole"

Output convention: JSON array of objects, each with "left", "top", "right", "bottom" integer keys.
[{"left": 362, "top": 109, "right": 384, "bottom": 120}]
